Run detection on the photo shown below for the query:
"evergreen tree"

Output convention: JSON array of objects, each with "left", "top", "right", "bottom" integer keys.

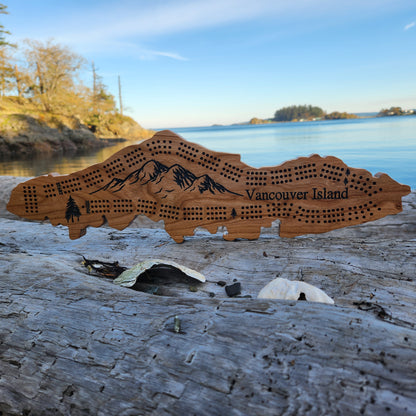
[
  {"left": 0, "top": 4, "right": 13, "bottom": 47},
  {"left": 274, "top": 105, "right": 325, "bottom": 122},
  {"left": 65, "top": 196, "right": 81, "bottom": 222},
  {"left": 0, "top": 3, "right": 17, "bottom": 97},
  {"left": 86, "top": 61, "right": 117, "bottom": 133}
]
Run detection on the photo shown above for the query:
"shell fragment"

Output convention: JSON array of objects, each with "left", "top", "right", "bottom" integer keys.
[
  {"left": 257, "top": 277, "right": 334, "bottom": 304},
  {"left": 113, "top": 259, "right": 205, "bottom": 287}
]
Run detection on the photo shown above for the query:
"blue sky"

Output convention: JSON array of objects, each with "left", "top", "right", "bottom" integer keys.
[{"left": 4, "top": 0, "right": 416, "bottom": 128}]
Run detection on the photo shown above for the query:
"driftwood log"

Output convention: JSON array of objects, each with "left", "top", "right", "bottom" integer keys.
[{"left": 1, "top": 176, "right": 416, "bottom": 415}]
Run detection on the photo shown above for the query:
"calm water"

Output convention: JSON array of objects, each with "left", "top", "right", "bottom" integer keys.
[{"left": 1, "top": 116, "right": 415, "bottom": 188}]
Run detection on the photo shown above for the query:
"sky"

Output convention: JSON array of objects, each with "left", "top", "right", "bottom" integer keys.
[{"left": 4, "top": 0, "right": 416, "bottom": 128}]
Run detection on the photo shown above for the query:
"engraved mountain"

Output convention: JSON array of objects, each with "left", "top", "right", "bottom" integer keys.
[{"left": 93, "top": 160, "right": 242, "bottom": 199}]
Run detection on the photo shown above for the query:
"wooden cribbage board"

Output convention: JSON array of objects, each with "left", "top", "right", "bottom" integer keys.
[{"left": 7, "top": 130, "right": 411, "bottom": 243}]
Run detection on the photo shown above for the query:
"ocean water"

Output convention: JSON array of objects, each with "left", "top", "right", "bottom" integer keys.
[
  {"left": 173, "top": 117, "right": 416, "bottom": 189},
  {"left": 1, "top": 116, "right": 415, "bottom": 189}
]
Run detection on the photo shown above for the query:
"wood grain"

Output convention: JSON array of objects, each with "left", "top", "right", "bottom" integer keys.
[
  {"left": 0, "top": 187, "right": 416, "bottom": 415},
  {"left": 7, "top": 130, "right": 411, "bottom": 242}
]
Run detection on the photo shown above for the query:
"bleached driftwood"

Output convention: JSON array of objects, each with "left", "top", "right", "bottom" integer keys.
[{"left": 0, "top": 177, "right": 415, "bottom": 415}]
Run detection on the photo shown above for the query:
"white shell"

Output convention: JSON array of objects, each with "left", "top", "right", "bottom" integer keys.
[
  {"left": 257, "top": 277, "right": 334, "bottom": 304},
  {"left": 113, "top": 258, "right": 206, "bottom": 287}
]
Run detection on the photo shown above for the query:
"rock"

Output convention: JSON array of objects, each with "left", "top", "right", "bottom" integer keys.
[
  {"left": 249, "top": 117, "right": 265, "bottom": 124},
  {"left": 225, "top": 282, "right": 242, "bottom": 297},
  {"left": 92, "top": 114, "right": 154, "bottom": 141},
  {"left": 0, "top": 176, "right": 416, "bottom": 415},
  {"left": 0, "top": 114, "right": 105, "bottom": 159}
]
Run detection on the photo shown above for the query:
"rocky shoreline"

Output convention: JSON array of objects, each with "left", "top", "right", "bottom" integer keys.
[
  {"left": 0, "top": 176, "right": 415, "bottom": 415},
  {"left": 0, "top": 113, "right": 154, "bottom": 159},
  {"left": 0, "top": 114, "right": 107, "bottom": 159}
]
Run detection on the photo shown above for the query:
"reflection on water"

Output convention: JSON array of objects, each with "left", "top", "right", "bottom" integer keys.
[
  {"left": 0, "top": 116, "right": 415, "bottom": 188},
  {"left": 0, "top": 141, "right": 138, "bottom": 177}
]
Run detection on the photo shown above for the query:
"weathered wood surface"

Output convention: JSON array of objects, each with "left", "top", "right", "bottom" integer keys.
[
  {"left": 7, "top": 130, "right": 410, "bottom": 242},
  {"left": 1, "top": 177, "right": 416, "bottom": 415}
]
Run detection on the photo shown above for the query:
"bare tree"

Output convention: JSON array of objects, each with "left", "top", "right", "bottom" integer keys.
[{"left": 23, "top": 39, "right": 85, "bottom": 112}]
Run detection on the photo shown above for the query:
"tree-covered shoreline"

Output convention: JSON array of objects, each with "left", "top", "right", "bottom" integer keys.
[
  {"left": 248, "top": 104, "right": 415, "bottom": 125},
  {"left": 377, "top": 106, "right": 415, "bottom": 117},
  {"left": 0, "top": 3, "right": 153, "bottom": 159},
  {"left": 0, "top": 37, "right": 153, "bottom": 140}
]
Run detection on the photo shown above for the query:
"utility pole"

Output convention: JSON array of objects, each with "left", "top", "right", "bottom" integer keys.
[
  {"left": 92, "top": 61, "right": 97, "bottom": 113},
  {"left": 14, "top": 64, "right": 22, "bottom": 97},
  {"left": 118, "top": 75, "right": 123, "bottom": 116}
]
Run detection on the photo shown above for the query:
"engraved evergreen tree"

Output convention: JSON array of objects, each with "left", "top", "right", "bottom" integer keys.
[
  {"left": 231, "top": 208, "right": 237, "bottom": 219},
  {"left": 65, "top": 196, "right": 81, "bottom": 222}
]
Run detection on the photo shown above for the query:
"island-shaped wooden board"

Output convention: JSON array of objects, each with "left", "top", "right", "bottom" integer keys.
[{"left": 7, "top": 130, "right": 411, "bottom": 242}]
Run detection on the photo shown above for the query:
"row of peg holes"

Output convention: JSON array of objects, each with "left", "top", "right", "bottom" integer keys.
[
  {"left": 23, "top": 186, "right": 38, "bottom": 213},
  {"left": 221, "top": 162, "right": 242, "bottom": 182},
  {"left": 159, "top": 204, "right": 180, "bottom": 220},
  {"left": 183, "top": 207, "right": 203, "bottom": 221},
  {"left": 138, "top": 200, "right": 156, "bottom": 215},
  {"left": 83, "top": 170, "right": 104, "bottom": 188},
  {"left": 266, "top": 202, "right": 293, "bottom": 217},
  {"left": 124, "top": 150, "right": 146, "bottom": 168},
  {"left": 241, "top": 204, "right": 263, "bottom": 219},
  {"left": 206, "top": 206, "right": 228, "bottom": 221}
]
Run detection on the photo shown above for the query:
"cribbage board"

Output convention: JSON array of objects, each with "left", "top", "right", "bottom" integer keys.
[{"left": 7, "top": 130, "right": 411, "bottom": 242}]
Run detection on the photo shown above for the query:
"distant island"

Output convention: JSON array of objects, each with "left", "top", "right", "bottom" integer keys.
[
  {"left": 248, "top": 104, "right": 415, "bottom": 125},
  {"left": 377, "top": 106, "right": 415, "bottom": 117}
]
